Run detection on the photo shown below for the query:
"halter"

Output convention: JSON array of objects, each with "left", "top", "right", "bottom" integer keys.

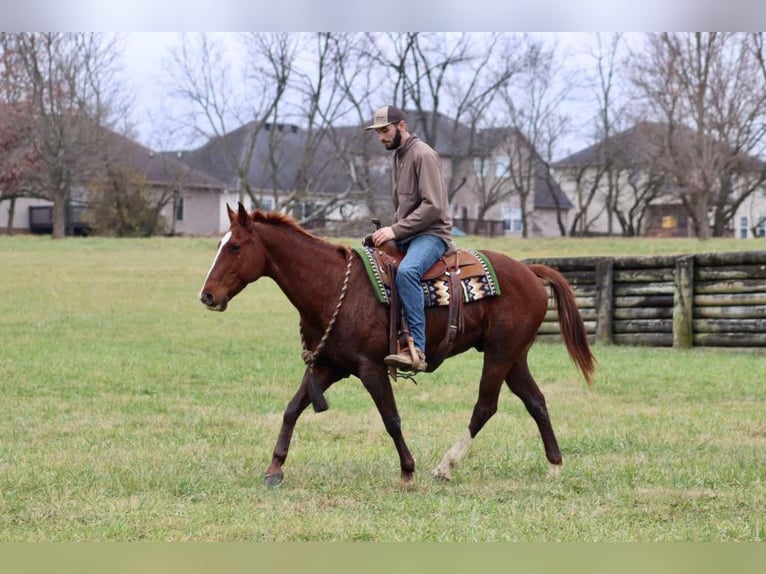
[{"left": 300, "top": 248, "right": 353, "bottom": 369}]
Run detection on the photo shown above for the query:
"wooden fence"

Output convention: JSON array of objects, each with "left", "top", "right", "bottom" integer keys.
[{"left": 524, "top": 250, "right": 766, "bottom": 348}]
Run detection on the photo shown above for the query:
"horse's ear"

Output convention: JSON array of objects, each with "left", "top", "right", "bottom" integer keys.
[
  {"left": 226, "top": 203, "right": 237, "bottom": 223},
  {"left": 237, "top": 201, "right": 251, "bottom": 227}
]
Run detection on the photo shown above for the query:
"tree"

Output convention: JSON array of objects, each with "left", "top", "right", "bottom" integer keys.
[
  {"left": 363, "top": 32, "right": 530, "bottom": 202},
  {"left": 166, "top": 33, "right": 294, "bottom": 207},
  {"left": 0, "top": 33, "right": 129, "bottom": 238},
  {"left": 85, "top": 166, "right": 167, "bottom": 236},
  {"left": 166, "top": 33, "right": 374, "bottom": 227},
  {"left": 273, "top": 32, "right": 371, "bottom": 225},
  {"left": 0, "top": 104, "right": 40, "bottom": 232},
  {"left": 0, "top": 36, "right": 38, "bottom": 232},
  {"left": 631, "top": 33, "right": 766, "bottom": 238},
  {"left": 499, "top": 37, "right": 571, "bottom": 237}
]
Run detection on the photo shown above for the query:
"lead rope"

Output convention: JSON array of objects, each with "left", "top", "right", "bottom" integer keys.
[{"left": 300, "top": 249, "right": 353, "bottom": 369}]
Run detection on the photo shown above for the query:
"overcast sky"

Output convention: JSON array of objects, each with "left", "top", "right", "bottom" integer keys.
[
  {"left": 112, "top": 4, "right": 766, "bottom": 150},
  {"left": 122, "top": 33, "right": 185, "bottom": 149},
  {"left": 120, "top": 32, "right": 603, "bottom": 155}
]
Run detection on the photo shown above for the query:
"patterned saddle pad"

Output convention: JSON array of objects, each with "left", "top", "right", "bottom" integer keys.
[{"left": 353, "top": 246, "right": 501, "bottom": 307}]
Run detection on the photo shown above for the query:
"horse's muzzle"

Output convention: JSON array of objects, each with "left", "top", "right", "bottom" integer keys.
[{"left": 199, "top": 291, "right": 227, "bottom": 311}]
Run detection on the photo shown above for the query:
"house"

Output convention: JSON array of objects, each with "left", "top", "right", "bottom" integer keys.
[
  {"left": 553, "top": 122, "right": 766, "bottom": 238},
  {"left": 0, "top": 125, "right": 230, "bottom": 236},
  {"left": 453, "top": 125, "right": 572, "bottom": 237},
  {"left": 172, "top": 109, "right": 571, "bottom": 238},
  {"left": 106, "top": 133, "right": 230, "bottom": 236},
  {"left": 3, "top": 107, "right": 572, "bottom": 238},
  {"left": 172, "top": 120, "right": 382, "bottom": 235}
]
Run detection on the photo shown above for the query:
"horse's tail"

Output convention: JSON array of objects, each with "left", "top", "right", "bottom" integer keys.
[{"left": 528, "top": 264, "right": 596, "bottom": 386}]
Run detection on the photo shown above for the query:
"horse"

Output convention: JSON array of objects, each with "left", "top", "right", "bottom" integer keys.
[{"left": 199, "top": 203, "right": 595, "bottom": 487}]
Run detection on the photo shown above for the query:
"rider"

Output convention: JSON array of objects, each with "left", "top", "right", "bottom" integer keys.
[{"left": 365, "top": 105, "right": 453, "bottom": 372}]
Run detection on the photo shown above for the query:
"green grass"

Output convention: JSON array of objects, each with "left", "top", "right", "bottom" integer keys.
[{"left": 0, "top": 234, "right": 764, "bottom": 541}]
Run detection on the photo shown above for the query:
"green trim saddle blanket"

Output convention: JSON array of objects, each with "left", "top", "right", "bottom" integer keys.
[{"left": 353, "top": 246, "right": 501, "bottom": 307}]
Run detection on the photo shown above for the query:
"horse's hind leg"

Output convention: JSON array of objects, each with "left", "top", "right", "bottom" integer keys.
[
  {"left": 505, "top": 357, "right": 563, "bottom": 476},
  {"left": 432, "top": 355, "right": 507, "bottom": 481},
  {"left": 358, "top": 360, "right": 416, "bottom": 484},
  {"left": 264, "top": 365, "right": 343, "bottom": 488}
]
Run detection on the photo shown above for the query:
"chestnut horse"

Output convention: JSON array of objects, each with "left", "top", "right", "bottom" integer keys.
[{"left": 199, "top": 203, "right": 595, "bottom": 487}]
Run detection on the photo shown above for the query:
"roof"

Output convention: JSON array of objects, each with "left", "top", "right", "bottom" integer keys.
[
  {"left": 554, "top": 122, "right": 669, "bottom": 168},
  {"left": 554, "top": 121, "right": 766, "bottom": 173},
  {"left": 105, "top": 130, "right": 228, "bottom": 190},
  {"left": 171, "top": 110, "right": 573, "bottom": 210},
  {"left": 0, "top": 103, "right": 228, "bottom": 192},
  {"left": 402, "top": 109, "right": 474, "bottom": 157},
  {"left": 476, "top": 126, "right": 573, "bottom": 210},
  {"left": 175, "top": 121, "right": 363, "bottom": 195}
]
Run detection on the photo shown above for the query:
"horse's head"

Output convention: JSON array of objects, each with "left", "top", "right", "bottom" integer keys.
[{"left": 199, "top": 202, "right": 267, "bottom": 311}]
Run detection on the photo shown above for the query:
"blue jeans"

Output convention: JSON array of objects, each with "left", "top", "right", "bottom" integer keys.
[{"left": 396, "top": 234, "right": 448, "bottom": 351}]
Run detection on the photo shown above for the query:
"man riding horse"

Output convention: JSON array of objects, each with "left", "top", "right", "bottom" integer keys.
[{"left": 365, "top": 105, "right": 455, "bottom": 373}]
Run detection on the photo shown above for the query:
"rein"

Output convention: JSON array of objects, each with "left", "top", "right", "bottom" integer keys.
[{"left": 300, "top": 248, "right": 353, "bottom": 369}]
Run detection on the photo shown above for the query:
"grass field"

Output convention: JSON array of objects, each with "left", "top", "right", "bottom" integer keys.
[{"left": 0, "top": 233, "right": 764, "bottom": 541}]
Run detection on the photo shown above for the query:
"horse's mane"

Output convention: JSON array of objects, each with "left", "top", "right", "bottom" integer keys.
[{"left": 250, "top": 209, "right": 346, "bottom": 253}]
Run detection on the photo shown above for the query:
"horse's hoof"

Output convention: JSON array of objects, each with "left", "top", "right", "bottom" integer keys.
[
  {"left": 264, "top": 472, "right": 284, "bottom": 488},
  {"left": 548, "top": 463, "right": 562, "bottom": 478},
  {"left": 432, "top": 468, "right": 452, "bottom": 482}
]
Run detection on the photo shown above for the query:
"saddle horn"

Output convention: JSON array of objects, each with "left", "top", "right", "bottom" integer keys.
[{"left": 363, "top": 218, "right": 399, "bottom": 258}]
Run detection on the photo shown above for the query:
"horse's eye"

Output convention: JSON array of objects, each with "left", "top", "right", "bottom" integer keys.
[{"left": 230, "top": 244, "right": 241, "bottom": 254}]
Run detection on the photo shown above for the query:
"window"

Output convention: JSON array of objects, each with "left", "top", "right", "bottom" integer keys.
[
  {"left": 739, "top": 216, "right": 749, "bottom": 239},
  {"left": 502, "top": 206, "right": 522, "bottom": 233},
  {"left": 258, "top": 196, "right": 274, "bottom": 211},
  {"left": 473, "top": 158, "right": 488, "bottom": 178},
  {"left": 294, "top": 202, "right": 318, "bottom": 219},
  {"left": 495, "top": 156, "right": 511, "bottom": 178},
  {"left": 756, "top": 217, "right": 766, "bottom": 238},
  {"left": 662, "top": 215, "right": 677, "bottom": 229},
  {"left": 175, "top": 196, "right": 184, "bottom": 221}
]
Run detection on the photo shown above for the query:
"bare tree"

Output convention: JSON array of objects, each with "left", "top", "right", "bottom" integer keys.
[
  {"left": 1, "top": 33, "right": 128, "bottom": 238},
  {"left": 498, "top": 37, "right": 571, "bottom": 237},
  {"left": 166, "top": 33, "right": 295, "bottom": 206},
  {"left": 364, "top": 33, "right": 530, "bottom": 201},
  {"left": 275, "top": 32, "right": 368, "bottom": 224},
  {"left": 590, "top": 33, "right": 626, "bottom": 235},
  {"left": 328, "top": 34, "right": 387, "bottom": 219},
  {"left": 555, "top": 33, "right": 635, "bottom": 237},
  {"left": 166, "top": 33, "right": 378, "bottom": 228},
  {"left": 631, "top": 32, "right": 766, "bottom": 239}
]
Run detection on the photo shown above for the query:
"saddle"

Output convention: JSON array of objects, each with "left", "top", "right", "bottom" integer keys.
[
  {"left": 368, "top": 244, "right": 492, "bottom": 296},
  {"left": 359, "top": 235, "right": 493, "bottom": 378}
]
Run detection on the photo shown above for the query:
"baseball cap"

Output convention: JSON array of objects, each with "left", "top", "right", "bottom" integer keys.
[{"left": 364, "top": 105, "right": 407, "bottom": 131}]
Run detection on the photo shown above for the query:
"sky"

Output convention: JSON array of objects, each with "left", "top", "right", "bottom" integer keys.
[
  {"left": 122, "top": 33, "right": 185, "bottom": 148},
  {"left": 118, "top": 32, "right": 605, "bottom": 156},
  {"left": 5, "top": 1, "right": 762, "bottom": 151}
]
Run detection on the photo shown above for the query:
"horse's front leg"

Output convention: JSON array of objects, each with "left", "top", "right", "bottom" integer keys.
[
  {"left": 264, "top": 365, "right": 342, "bottom": 488},
  {"left": 358, "top": 359, "right": 416, "bottom": 484}
]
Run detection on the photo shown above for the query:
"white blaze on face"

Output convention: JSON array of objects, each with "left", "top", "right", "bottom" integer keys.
[{"left": 199, "top": 231, "right": 232, "bottom": 299}]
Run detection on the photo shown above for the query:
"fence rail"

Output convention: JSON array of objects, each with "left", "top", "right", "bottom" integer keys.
[{"left": 524, "top": 250, "right": 766, "bottom": 348}]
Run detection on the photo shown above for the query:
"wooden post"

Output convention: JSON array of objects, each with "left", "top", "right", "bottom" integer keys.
[
  {"left": 673, "top": 255, "right": 695, "bottom": 348},
  {"left": 595, "top": 258, "right": 614, "bottom": 345}
]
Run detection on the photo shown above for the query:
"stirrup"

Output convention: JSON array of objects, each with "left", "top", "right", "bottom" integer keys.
[{"left": 383, "top": 347, "right": 427, "bottom": 372}]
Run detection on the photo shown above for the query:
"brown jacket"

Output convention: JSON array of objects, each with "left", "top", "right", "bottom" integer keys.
[{"left": 390, "top": 134, "right": 452, "bottom": 244}]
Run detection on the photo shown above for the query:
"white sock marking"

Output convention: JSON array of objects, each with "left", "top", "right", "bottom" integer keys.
[{"left": 433, "top": 428, "right": 473, "bottom": 480}]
